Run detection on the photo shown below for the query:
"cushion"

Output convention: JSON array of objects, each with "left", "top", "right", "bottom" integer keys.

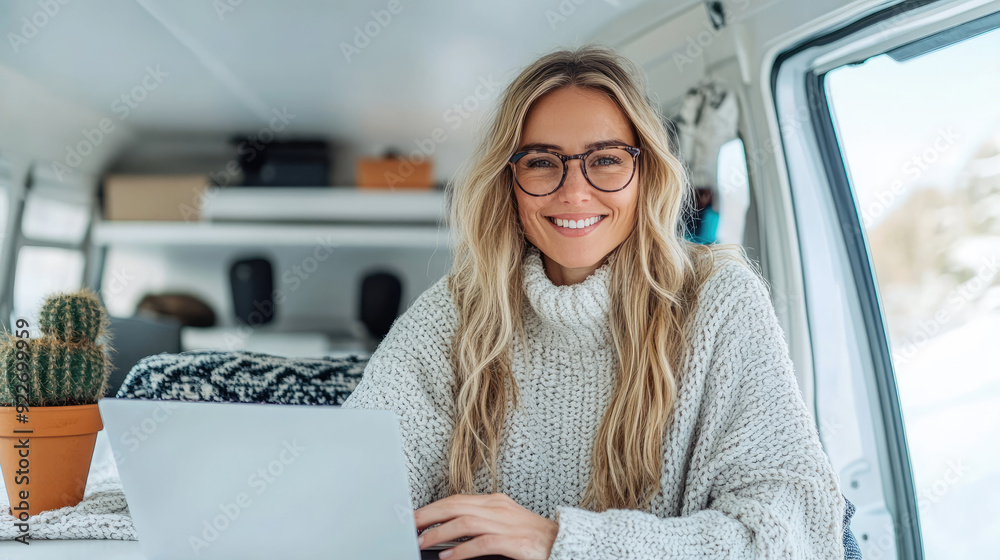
[{"left": 116, "top": 350, "right": 369, "bottom": 405}]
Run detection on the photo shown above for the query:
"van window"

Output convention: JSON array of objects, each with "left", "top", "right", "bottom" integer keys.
[
  {"left": 716, "top": 137, "right": 751, "bottom": 245},
  {"left": 22, "top": 187, "right": 91, "bottom": 244},
  {"left": 13, "top": 246, "right": 85, "bottom": 322},
  {"left": 826, "top": 24, "right": 1000, "bottom": 557}
]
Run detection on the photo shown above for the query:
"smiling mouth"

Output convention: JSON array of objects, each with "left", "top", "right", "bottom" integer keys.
[{"left": 547, "top": 215, "right": 607, "bottom": 229}]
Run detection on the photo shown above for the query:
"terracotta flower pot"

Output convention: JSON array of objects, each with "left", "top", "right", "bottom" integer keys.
[{"left": 0, "top": 404, "right": 103, "bottom": 517}]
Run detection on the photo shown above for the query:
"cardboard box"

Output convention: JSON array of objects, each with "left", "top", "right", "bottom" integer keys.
[
  {"left": 355, "top": 157, "right": 433, "bottom": 190},
  {"left": 103, "top": 175, "right": 209, "bottom": 221}
]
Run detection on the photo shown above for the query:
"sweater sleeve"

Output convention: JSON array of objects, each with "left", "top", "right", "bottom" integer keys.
[
  {"left": 340, "top": 276, "right": 456, "bottom": 511},
  {"left": 547, "top": 262, "right": 846, "bottom": 559}
]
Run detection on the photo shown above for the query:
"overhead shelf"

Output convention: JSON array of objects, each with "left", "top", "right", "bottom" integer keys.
[
  {"left": 91, "top": 221, "right": 453, "bottom": 247},
  {"left": 198, "top": 186, "right": 449, "bottom": 224},
  {"left": 92, "top": 186, "right": 453, "bottom": 247}
]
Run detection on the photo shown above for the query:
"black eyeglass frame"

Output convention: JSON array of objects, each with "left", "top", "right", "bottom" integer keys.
[{"left": 507, "top": 145, "right": 641, "bottom": 197}]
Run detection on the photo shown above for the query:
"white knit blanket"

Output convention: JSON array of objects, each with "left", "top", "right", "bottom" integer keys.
[{"left": 0, "top": 433, "right": 136, "bottom": 541}]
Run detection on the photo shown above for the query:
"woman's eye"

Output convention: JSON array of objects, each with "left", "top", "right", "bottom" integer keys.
[
  {"left": 593, "top": 156, "right": 622, "bottom": 166},
  {"left": 526, "top": 159, "right": 555, "bottom": 168}
]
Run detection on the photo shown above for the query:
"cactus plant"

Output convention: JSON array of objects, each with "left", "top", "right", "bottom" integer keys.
[
  {"left": 39, "top": 289, "right": 110, "bottom": 344},
  {"left": 0, "top": 288, "right": 113, "bottom": 407},
  {"left": 0, "top": 287, "right": 112, "bottom": 516}
]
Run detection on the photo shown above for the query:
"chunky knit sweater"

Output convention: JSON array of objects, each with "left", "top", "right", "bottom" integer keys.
[{"left": 341, "top": 244, "right": 846, "bottom": 558}]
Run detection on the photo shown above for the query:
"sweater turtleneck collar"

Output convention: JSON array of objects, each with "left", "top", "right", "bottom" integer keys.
[{"left": 521, "top": 244, "right": 614, "bottom": 348}]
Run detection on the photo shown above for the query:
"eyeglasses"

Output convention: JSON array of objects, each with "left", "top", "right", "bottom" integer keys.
[{"left": 508, "top": 145, "right": 640, "bottom": 197}]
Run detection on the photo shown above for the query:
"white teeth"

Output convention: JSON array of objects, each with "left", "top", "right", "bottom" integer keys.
[{"left": 551, "top": 215, "right": 605, "bottom": 229}]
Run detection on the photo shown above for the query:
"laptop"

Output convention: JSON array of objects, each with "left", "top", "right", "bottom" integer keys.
[{"left": 98, "top": 398, "right": 456, "bottom": 560}]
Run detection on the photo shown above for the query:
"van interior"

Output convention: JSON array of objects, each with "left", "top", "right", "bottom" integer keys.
[{"left": 1, "top": 0, "right": 998, "bottom": 557}]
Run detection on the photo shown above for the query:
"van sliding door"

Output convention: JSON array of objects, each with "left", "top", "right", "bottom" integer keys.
[{"left": 773, "top": 1, "right": 1000, "bottom": 558}]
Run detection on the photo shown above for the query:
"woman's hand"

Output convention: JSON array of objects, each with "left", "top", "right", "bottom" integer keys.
[{"left": 414, "top": 492, "right": 559, "bottom": 560}]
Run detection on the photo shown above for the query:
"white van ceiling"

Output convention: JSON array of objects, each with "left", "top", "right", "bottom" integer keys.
[{"left": 0, "top": 0, "right": 747, "bottom": 180}]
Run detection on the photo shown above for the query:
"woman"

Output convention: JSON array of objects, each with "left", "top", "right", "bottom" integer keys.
[{"left": 342, "top": 45, "right": 857, "bottom": 559}]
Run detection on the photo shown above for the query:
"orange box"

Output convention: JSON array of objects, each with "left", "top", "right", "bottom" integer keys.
[
  {"left": 356, "top": 157, "right": 433, "bottom": 189},
  {"left": 103, "top": 175, "right": 209, "bottom": 221}
]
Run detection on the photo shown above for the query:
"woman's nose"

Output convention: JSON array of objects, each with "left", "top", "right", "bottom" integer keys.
[{"left": 558, "top": 160, "right": 592, "bottom": 200}]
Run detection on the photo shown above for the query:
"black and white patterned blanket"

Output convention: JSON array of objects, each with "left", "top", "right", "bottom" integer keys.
[{"left": 116, "top": 350, "right": 370, "bottom": 404}]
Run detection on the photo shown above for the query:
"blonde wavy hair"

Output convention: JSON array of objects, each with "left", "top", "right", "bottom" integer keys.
[{"left": 444, "top": 44, "right": 751, "bottom": 512}]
